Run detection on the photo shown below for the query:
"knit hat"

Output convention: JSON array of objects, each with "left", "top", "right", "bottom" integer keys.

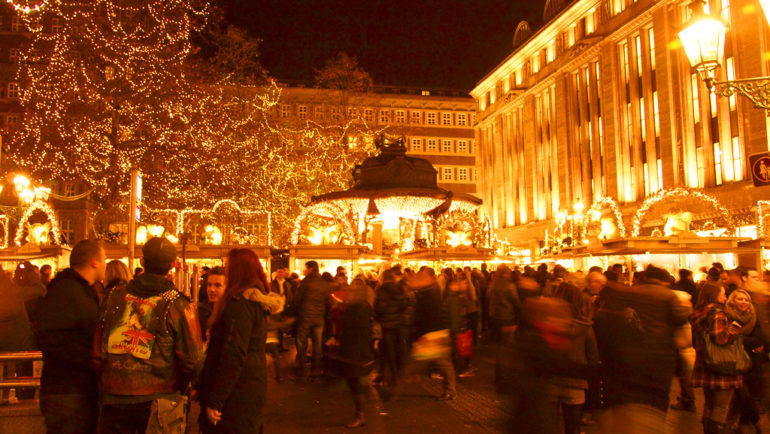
[{"left": 142, "top": 237, "right": 176, "bottom": 271}]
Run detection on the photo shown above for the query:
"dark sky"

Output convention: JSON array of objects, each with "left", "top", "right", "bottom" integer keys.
[{"left": 218, "top": 0, "right": 544, "bottom": 91}]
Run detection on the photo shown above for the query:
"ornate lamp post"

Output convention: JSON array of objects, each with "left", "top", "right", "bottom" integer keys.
[{"left": 679, "top": 0, "right": 770, "bottom": 109}]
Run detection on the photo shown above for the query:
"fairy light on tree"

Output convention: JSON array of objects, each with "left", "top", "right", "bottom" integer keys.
[{"left": 4, "top": 1, "right": 385, "bottom": 244}]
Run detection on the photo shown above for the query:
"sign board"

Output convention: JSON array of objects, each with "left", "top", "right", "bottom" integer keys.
[
  {"left": 750, "top": 152, "right": 770, "bottom": 187},
  {"left": 135, "top": 173, "right": 142, "bottom": 204}
]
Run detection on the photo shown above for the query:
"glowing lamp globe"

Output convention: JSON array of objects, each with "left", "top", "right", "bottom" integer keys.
[{"left": 678, "top": 10, "right": 726, "bottom": 82}]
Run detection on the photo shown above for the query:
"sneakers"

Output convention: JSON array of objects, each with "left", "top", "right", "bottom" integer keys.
[
  {"left": 346, "top": 413, "right": 367, "bottom": 429},
  {"left": 458, "top": 367, "right": 478, "bottom": 378},
  {"left": 436, "top": 392, "right": 456, "bottom": 401},
  {"left": 670, "top": 398, "right": 696, "bottom": 412}
]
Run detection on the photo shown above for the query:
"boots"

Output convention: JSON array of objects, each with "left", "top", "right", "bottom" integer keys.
[{"left": 346, "top": 412, "right": 367, "bottom": 428}]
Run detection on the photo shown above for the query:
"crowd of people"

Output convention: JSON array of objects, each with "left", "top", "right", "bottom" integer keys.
[{"left": 2, "top": 237, "right": 770, "bottom": 433}]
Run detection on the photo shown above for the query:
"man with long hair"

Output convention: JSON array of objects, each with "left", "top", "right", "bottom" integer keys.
[{"left": 94, "top": 237, "right": 204, "bottom": 433}]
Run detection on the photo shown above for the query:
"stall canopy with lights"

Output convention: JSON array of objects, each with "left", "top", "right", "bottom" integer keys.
[{"left": 291, "top": 135, "right": 490, "bottom": 260}]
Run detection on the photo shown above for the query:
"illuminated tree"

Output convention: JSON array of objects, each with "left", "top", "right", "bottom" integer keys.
[
  {"left": 5, "top": 2, "right": 384, "bottom": 244},
  {"left": 4, "top": 0, "right": 276, "bottom": 225}
]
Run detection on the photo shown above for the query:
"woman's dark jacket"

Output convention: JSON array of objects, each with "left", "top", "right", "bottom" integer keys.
[
  {"left": 199, "top": 286, "right": 281, "bottom": 433},
  {"left": 374, "top": 281, "right": 414, "bottom": 329},
  {"left": 328, "top": 295, "right": 374, "bottom": 378}
]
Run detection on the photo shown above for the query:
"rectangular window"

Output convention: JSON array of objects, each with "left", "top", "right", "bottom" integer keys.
[
  {"left": 281, "top": 105, "right": 290, "bottom": 118},
  {"left": 426, "top": 112, "right": 437, "bottom": 125},
  {"left": 9, "top": 48, "right": 19, "bottom": 63},
  {"left": 331, "top": 107, "right": 340, "bottom": 121},
  {"left": 473, "top": 168, "right": 478, "bottom": 181},
  {"left": 315, "top": 106, "right": 324, "bottom": 120},
  {"left": 364, "top": 108, "right": 373, "bottom": 122},
  {"left": 298, "top": 105, "right": 307, "bottom": 120},
  {"left": 458, "top": 168, "right": 468, "bottom": 181},
  {"left": 7, "top": 83, "right": 20, "bottom": 99},
  {"left": 379, "top": 110, "right": 389, "bottom": 123},
  {"left": 567, "top": 25, "right": 576, "bottom": 47},
  {"left": 586, "top": 10, "right": 595, "bottom": 34},
  {"left": 11, "top": 17, "right": 21, "bottom": 33},
  {"left": 443, "top": 167, "right": 453, "bottom": 181},
  {"left": 457, "top": 113, "right": 467, "bottom": 126},
  {"left": 532, "top": 54, "right": 540, "bottom": 74},
  {"left": 51, "top": 18, "right": 61, "bottom": 34},
  {"left": 442, "top": 112, "right": 452, "bottom": 126},
  {"left": 61, "top": 219, "right": 74, "bottom": 244},
  {"left": 546, "top": 43, "right": 555, "bottom": 63},
  {"left": 411, "top": 138, "right": 422, "bottom": 152},
  {"left": 426, "top": 139, "right": 438, "bottom": 152},
  {"left": 457, "top": 140, "right": 468, "bottom": 153},
  {"left": 395, "top": 110, "right": 405, "bottom": 123},
  {"left": 64, "top": 183, "right": 76, "bottom": 197},
  {"left": 442, "top": 140, "right": 453, "bottom": 153},
  {"left": 410, "top": 111, "right": 421, "bottom": 124},
  {"left": 6, "top": 114, "right": 18, "bottom": 126}
]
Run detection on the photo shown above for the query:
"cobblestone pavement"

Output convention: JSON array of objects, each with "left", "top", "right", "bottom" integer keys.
[{"left": 190, "top": 342, "right": 770, "bottom": 433}]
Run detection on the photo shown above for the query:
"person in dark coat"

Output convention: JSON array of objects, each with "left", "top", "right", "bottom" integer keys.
[
  {"left": 374, "top": 268, "right": 414, "bottom": 398},
  {"left": 407, "top": 267, "right": 456, "bottom": 400},
  {"left": 199, "top": 248, "right": 282, "bottom": 433},
  {"left": 488, "top": 265, "right": 521, "bottom": 345},
  {"left": 0, "top": 267, "right": 39, "bottom": 352},
  {"left": 36, "top": 240, "right": 105, "bottom": 434},
  {"left": 327, "top": 275, "right": 374, "bottom": 428},
  {"left": 674, "top": 269, "right": 699, "bottom": 305},
  {"left": 294, "top": 261, "right": 331, "bottom": 377},
  {"left": 594, "top": 265, "right": 691, "bottom": 433}
]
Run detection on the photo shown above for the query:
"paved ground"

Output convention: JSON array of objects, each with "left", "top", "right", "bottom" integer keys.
[{"left": 188, "top": 342, "right": 770, "bottom": 433}]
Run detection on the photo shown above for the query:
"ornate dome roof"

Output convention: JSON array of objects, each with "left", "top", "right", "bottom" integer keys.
[
  {"left": 513, "top": 21, "right": 533, "bottom": 48},
  {"left": 353, "top": 136, "right": 438, "bottom": 190},
  {"left": 543, "top": 0, "right": 574, "bottom": 22}
]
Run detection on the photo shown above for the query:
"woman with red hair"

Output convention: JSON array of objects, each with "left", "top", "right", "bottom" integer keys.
[{"left": 198, "top": 249, "right": 283, "bottom": 433}]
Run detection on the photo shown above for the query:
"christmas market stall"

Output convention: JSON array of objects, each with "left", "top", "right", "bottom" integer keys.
[
  {"left": 103, "top": 199, "right": 272, "bottom": 297},
  {"left": 540, "top": 189, "right": 753, "bottom": 276},
  {"left": 290, "top": 135, "right": 491, "bottom": 269}
]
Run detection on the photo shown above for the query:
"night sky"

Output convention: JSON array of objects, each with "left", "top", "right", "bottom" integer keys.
[{"left": 218, "top": 0, "right": 544, "bottom": 91}]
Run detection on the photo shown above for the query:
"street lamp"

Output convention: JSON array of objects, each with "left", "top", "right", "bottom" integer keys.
[{"left": 679, "top": 0, "right": 770, "bottom": 109}]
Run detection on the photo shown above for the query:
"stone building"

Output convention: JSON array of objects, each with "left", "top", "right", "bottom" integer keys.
[
  {"left": 277, "top": 83, "right": 478, "bottom": 195},
  {"left": 472, "top": 0, "right": 770, "bottom": 252}
]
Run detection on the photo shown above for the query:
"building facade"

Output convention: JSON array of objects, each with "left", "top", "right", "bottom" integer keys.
[
  {"left": 277, "top": 84, "right": 478, "bottom": 195},
  {"left": 472, "top": 0, "right": 770, "bottom": 252}
]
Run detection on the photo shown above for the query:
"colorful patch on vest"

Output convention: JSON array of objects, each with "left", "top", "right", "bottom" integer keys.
[{"left": 107, "top": 294, "right": 160, "bottom": 359}]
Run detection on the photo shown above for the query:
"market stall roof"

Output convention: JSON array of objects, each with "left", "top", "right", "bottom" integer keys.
[
  {"left": 104, "top": 244, "right": 272, "bottom": 260},
  {"left": 398, "top": 246, "right": 495, "bottom": 261},
  {"left": 289, "top": 245, "right": 379, "bottom": 259},
  {"left": 583, "top": 236, "right": 751, "bottom": 255},
  {"left": 0, "top": 244, "right": 71, "bottom": 261},
  {"left": 308, "top": 136, "right": 481, "bottom": 217}
]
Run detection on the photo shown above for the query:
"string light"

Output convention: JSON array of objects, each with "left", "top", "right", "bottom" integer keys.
[
  {"left": 5, "top": 0, "right": 47, "bottom": 14},
  {"left": 374, "top": 196, "right": 444, "bottom": 217},
  {"left": 758, "top": 200, "right": 770, "bottom": 238},
  {"left": 6, "top": 0, "right": 385, "bottom": 244},
  {"left": 630, "top": 188, "right": 734, "bottom": 237},
  {"left": 586, "top": 196, "right": 627, "bottom": 238},
  {"left": 14, "top": 200, "right": 61, "bottom": 246},
  {"left": 0, "top": 215, "right": 9, "bottom": 249},
  {"left": 146, "top": 199, "right": 272, "bottom": 245}
]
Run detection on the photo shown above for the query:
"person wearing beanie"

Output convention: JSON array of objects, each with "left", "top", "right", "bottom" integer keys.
[{"left": 94, "top": 237, "right": 204, "bottom": 432}]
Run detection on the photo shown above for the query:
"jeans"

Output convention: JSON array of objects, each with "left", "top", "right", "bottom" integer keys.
[
  {"left": 381, "top": 326, "right": 410, "bottom": 385},
  {"left": 295, "top": 320, "right": 324, "bottom": 374},
  {"left": 40, "top": 392, "right": 98, "bottom": 434},
  {"left": 99, "top": 402, "right": 152, "bottom": 434},
  {"left": 703, "top": 388, "right": 741, "bottom": 433}
]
